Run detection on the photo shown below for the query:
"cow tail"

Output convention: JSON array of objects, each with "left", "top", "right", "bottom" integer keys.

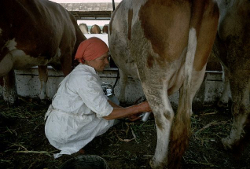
[
  {"left": 168, "top": 28, "right": 197, "bottom": 169},
  {"left": 70, "top": 14, "right": 87, "bottom": 69}
]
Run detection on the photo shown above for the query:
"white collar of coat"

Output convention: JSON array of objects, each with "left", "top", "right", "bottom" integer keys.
[{"left": 78, "top": 63, "right": 97, "bottom": 75}]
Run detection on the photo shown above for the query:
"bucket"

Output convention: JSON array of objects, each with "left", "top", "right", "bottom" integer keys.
[{"left": 60, "top": 155, "right": 109, "bottom": 169}]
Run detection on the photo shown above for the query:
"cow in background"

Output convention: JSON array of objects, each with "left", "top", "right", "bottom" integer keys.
[
  {"left": 79, "top": 23, "right": 89, "bottom": 34},
  {"left": 108, "top": 0, "right": 219, "bottom": 168},
  {"left": 102, "top": 24, "right": 109, "bottom": 34},
  {"left": 90, "top": 24, "right": 101, "bottom": 34},
  {"left": 0, "top": 0, "right": 86, "bottom": 105},
  {"left": 213, "top": 0, "right": 250, "bottom": 154}
]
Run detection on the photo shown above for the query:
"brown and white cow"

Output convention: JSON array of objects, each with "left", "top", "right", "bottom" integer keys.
[
  {"left": 213, "top": 0, "right": 250, "bottom": 154},
  {"left": 0, "top": 0, "right": 86, "bottom": 105},
  {"left": 90, "top": 24, "right": 101, "bottom": 34},
  {"left": 79, "top": 23, "right": 89, "bottom": 34},
  {"left": 108, "top": 0, "right": 219, "bottom": 168}
]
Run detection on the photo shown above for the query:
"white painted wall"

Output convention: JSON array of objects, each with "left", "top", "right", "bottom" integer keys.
[
  {"left": 50, "top": 0, "right": 122, "bottom": 3},
  {"left": 0, "top": 67, "right": 225, "bottom": 106},
  {"left": 84, "top": 34, "right": 109, "bottom": 46}
]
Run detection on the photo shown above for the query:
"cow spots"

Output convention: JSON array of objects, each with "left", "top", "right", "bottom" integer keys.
[
  {"left": 147, "top": 54, "right": 154, "bottom": 68},
  {"left": 139, "top": 0, "right": 190, "bottom": 63}
]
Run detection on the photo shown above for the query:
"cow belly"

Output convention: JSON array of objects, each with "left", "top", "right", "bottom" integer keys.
[{"left": 11, "top": 51, "right": 48, "bottom": 69}]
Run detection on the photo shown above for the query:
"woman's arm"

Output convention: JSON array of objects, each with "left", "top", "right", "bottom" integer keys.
[
  {"left": 103, "top": 101, "right": 151, "bottom": 120},
  {"left": 108, "top": 100, "right": 122, "bottom": 108}
]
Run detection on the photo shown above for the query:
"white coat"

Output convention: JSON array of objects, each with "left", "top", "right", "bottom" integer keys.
[{"left": 44, "top": 64, "right": 114, "bottom": 158}]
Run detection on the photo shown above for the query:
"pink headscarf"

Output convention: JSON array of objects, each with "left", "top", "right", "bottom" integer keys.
[{"left": 75, "top": 37, "right": 109, "bottom": 63}]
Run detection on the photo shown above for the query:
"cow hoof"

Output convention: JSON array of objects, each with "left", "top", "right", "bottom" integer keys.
[
  {"left": 39, "top": 92, "right": 47, "bottom": 100},
  {"left": 217, "top": 100, "right": 228, "bottom": 109},
  {"left": 149, "top": 157, "right": 165, "bottom": 169},
  {"left": 3, "top": 95, "right": 18, "bottom": 106},
  {"left": 6, "top": 99, "right": 18, "bottom": 107},
  {"left": 221, "top": 137, "right": 232, "bottom": 150}
]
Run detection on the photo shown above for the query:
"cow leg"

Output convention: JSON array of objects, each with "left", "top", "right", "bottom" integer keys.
[
  {"left": 118, "top": 69, "right": 128, "bottom": 103},
  {"left": 3, "top": 70, "right": 18, "bottom": 105},
  {"left": 221, "top": 73, "right": 250, "bottom": 152},
  {"left": 218, "top": 65, "right": 231, "bottom": 109},
  {"left": 0, "top": 77, "right": 3, "bottom": 86},
  {"left": 38, "top": 66, "right": 48, "bottom": 100},
  {"left": 143, "top": 82, "right": 174, "bottom": 169},
  {"left": 60, "top": 53, "right": 72, "bottom": 76}
]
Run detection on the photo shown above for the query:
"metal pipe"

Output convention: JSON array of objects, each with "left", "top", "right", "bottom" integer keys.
[{"left": 112, "top": 0, "right": 115, "bottom": 11}]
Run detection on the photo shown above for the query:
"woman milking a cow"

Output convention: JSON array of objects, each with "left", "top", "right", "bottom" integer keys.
[{"left": 44, "top": 37, "right": 151, "bottom": 158}]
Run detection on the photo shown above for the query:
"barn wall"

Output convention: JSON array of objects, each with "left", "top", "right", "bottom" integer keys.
[
  {"left": 0, "top": 35, "right": 226, "bottom": 106},
  {"left": 0, "top": 68, "right": 226, "bottom": 106}
]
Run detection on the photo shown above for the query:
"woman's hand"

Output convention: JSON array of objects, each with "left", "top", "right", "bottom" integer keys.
[
  {"left": 127, "top": 101, "right": 152, "bottom": 122},
  {"left": 128, "top": 114, "right": 142, "bottom": 121},
  {"left": 103, "top": 101, "right": 152, "bottom": 120},
  {"left": 138, "top": 101, "right": 152, "bottom": 112}
]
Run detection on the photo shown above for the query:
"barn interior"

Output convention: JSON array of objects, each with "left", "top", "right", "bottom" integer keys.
[{"left": 1, "top": 1, "right": 250, "bottom": 169}]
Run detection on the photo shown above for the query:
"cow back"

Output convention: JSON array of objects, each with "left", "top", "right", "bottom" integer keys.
[{"left": 90, "top": 24, "right": 101, "bottom": 34}]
